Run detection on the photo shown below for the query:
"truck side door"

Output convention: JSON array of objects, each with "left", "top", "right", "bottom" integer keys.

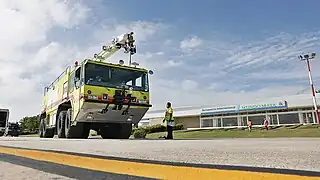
[{"left": 69, "top": 66, "right": 82, "bottom": 121}]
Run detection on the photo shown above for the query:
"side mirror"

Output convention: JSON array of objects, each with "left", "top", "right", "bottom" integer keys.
[{"left": 148, "top": 70, "right": 154, "bottom": 75}]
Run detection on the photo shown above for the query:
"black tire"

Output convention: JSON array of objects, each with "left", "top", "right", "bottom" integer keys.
[
  {"left": 65, "top": 109, "right": 72, "bottom": 138},
  {"left": 39, "top": 118, "right": 54, "bottom": 138},
  {"left": 57, "top": 111, "right": 67, "bottom": 138},
  {"left": 45, "top": 128, "right": 54, "bottom": 138},
  {"left": 39, "top": 119, "right": 45, "bottom": 138},
  {"left": 65, "top": 122, "right": 90, "bottom": 139}
]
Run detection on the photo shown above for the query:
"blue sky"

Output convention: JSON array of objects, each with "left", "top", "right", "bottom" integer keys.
[
  {"left": 1, "top": 0, "right": 320, "bottom": 120},
  {"left": 98, "top": 0, "right": 320, "bottom": 36},
  {"left": 57, "top": 0, "right": 320, "bottom": 42},
  {"left": 86, "top": 0, "right": 320, "bottom": 93}
]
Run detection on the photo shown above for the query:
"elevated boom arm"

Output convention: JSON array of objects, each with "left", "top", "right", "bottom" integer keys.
[{"left": 93, "top": 32, "right": 137, "bottom": 62}]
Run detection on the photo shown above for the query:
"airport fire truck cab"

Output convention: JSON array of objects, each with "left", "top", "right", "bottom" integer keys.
[{"left": 39, "top": 32, "right": 153, "bottom": 139}]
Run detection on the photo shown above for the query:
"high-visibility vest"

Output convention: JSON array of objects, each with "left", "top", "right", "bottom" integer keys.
[{"left": 164, "top": 107, "right": 174, "bottom": 121}]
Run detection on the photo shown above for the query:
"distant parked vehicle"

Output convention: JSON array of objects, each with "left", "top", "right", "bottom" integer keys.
[{"left": 4, "top": 122, "right": 20, "bottom": 137}]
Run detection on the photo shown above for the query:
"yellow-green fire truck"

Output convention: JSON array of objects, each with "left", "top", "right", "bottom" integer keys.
[{"left": 39, "top": 32, "right": 153, "bottom": 139}]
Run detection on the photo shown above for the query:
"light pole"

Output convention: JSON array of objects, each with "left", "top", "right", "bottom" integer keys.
[{"left": 299, "top": 53, "right": 319, "bottom": 124}]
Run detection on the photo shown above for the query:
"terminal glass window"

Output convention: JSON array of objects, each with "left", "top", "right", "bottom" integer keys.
[
  {"left": 248, "top": 115, "right": 265, "bottom": 125},
  {"left": 200, "top": 119, "right": 213, "bottom": 128},
  {"left": 278, "top": 113, "right": 299, "bottom": 124},
  {"left": 222, "top": 117, "right": 238, "bottom": 127},
  {"left": 84, "top": 63, "right": 149, "bottom": 92}
]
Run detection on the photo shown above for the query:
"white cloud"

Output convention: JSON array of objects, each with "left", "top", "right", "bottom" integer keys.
[
  {"left": 224, "top": 32, "right": 320, "bottom": 71},
  {"left": 0, "top": 0, "right": 90, "bottom": 121},
  {"left": 181, "top": 80, "right": 198, "bottom": 90},
  {"left": 149, "top": 30, "right": 320, "bottom": 109},
  {"left": 166, "top": 59, "right": 183, "bottom": 67},
  {"left": 1, "top": 1, "right": 320, "bottom": 122},
  {"left": 180, "top": 36, "right": 202, "bottom": 52}
]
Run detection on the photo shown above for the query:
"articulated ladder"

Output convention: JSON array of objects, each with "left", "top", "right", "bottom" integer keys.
[{"left": 93, "top": 32, "right": 137, "bottom": 65}]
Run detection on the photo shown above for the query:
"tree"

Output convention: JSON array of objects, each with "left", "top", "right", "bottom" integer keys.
[{"left": 19, "top": 115, "right": 40, "bottom": 132}]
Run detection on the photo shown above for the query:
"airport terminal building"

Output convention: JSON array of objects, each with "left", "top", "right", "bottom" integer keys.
[{"left": 140, "top": 93, "right": 320, "bottom": 129}]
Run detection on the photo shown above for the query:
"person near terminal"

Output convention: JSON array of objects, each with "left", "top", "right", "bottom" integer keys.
[
  {"left": 264, "top": 118, "right": 269, "bottom": 130},
  {"left": 162, "top": 102, "right": 175, "bottom": 139},
  {"left": 247, "top": 120, "right": 252, "bottom": 132}
]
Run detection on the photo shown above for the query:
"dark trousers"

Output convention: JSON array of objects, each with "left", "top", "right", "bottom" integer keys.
[{"left": 166, "top": 125, "right": 173, "bottom": 139}]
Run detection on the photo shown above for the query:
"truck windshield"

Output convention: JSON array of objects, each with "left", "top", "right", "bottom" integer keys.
[{"left": 84, "top": 63, "right": 149, "bottom": 91}]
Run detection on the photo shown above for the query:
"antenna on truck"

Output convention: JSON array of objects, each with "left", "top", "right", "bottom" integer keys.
[{"left": 93, "top": 32, "right": 137, "bottom": 66}]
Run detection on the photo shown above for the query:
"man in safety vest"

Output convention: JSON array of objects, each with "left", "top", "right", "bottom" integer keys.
[{"left": 162, "top": 102, "right": 174, "bottom": 139}]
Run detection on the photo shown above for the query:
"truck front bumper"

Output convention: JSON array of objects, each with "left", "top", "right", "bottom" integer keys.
[{"left": 75, "top": 102, "right": 150, "bottom": 124}]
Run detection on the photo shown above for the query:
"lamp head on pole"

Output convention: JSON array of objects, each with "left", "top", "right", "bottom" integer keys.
[{"left": 299, "top": 53, "right": 317, "bottom": 61}]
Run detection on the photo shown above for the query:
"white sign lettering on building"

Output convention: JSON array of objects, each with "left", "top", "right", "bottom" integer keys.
[
  {"left": 200, "top": 101, "right": 288, "bottom": 115},
  {"left": 201, "top": 105, "right": 238, "bottom": 115},
  {"left": 238, "top": 101, "right": 288, "bottom": 111}
]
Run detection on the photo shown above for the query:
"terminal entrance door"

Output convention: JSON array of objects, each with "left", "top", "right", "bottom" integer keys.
[
  {"left": 302, "top": 112, "right": 314, "bottom": 124},
  {"left": 213, "top": 118, "right": 221, "bottom": 127},
  {"left": 267, "top": 114, "right": 278, "bottom": 125},
  {"left": 237, "top": 116, "right": 247, "bottom": 126}
]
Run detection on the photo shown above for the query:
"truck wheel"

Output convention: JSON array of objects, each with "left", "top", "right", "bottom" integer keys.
[
  {"left": 66, "top": 122, "right": 90, "bottom": 139},
  {"left": 39, "top": 118, "right": 54, "bottom": 138},
  {"left": 45, "top": 128, "right": 54, "bottom": 138},
  {"left": 39, "top": 118, "right": 45, "bottom": 138},
  {"left": 57, "top": 111, "right": 67, "bottom": 138},
  {"left": 65, "top": 109, "right": 72, "bottom": 138}
]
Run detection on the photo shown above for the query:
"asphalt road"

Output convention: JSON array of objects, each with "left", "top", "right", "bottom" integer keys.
[{"left": 1, "top": 137, "right": 320, "bottom": 179}]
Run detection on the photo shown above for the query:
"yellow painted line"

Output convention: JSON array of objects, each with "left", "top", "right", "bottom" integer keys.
[{"left": 0, "top": 147, "right": 319, "bottom": 180}]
